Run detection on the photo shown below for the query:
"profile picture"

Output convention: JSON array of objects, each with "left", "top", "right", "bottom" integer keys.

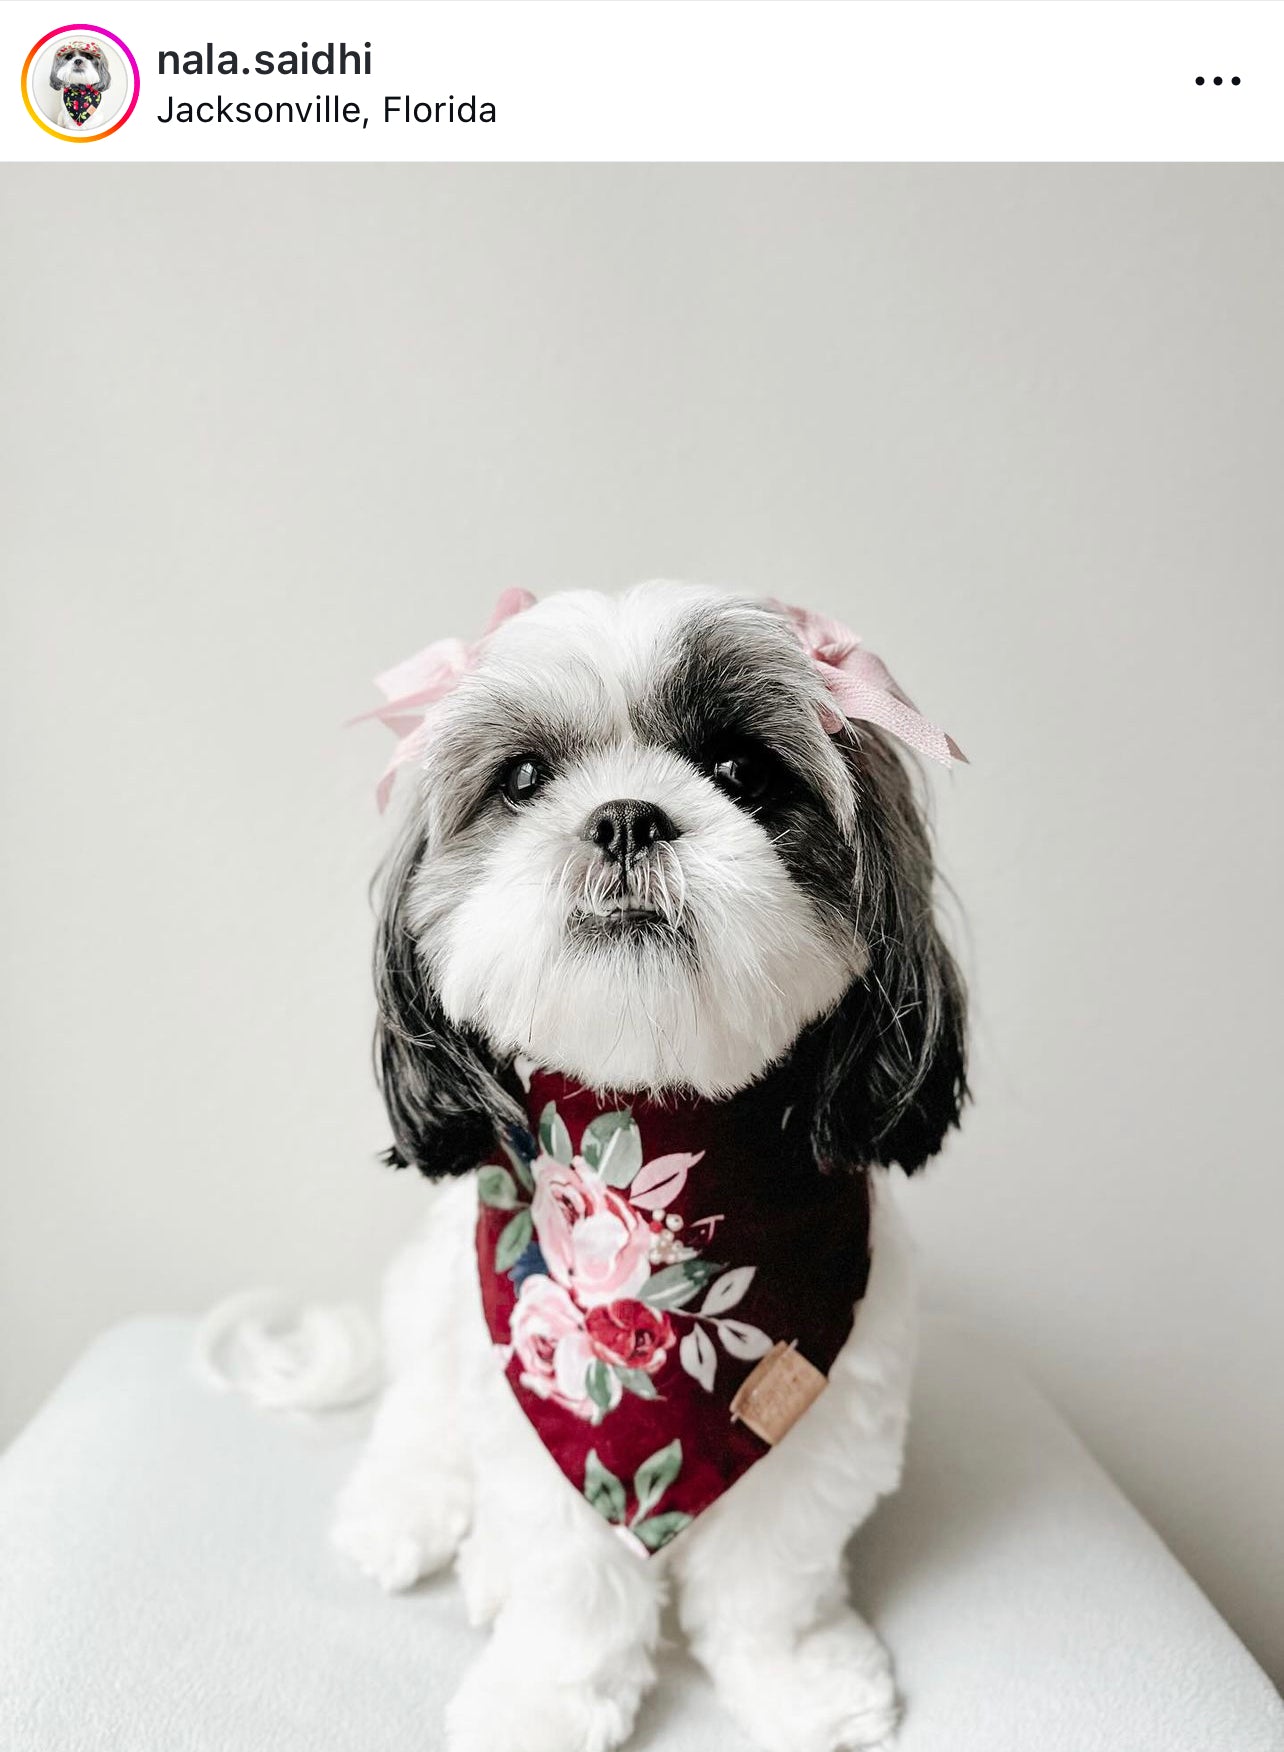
[{"left": 22, "top": 24, "right": 139, "bottom": 141}]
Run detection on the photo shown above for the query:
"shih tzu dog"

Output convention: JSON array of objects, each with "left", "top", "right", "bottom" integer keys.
[
  {"left": 49, "top": 40, "right": 111, "bottom": 130},
  {"left": 333, "top": 582, "right": 967, "bottom": 1752}
]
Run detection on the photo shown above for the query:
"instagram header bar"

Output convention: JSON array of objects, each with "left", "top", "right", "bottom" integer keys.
[{"left": 4, "top": 0, "right": 1281, "bottom": 163}]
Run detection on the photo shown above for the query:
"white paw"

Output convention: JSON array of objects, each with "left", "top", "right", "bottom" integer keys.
[
  {"left": 446, "top": 1647, "right": 638, "bottom": 1752},
  {"left": 790, "top": 1616, "right": 900, "bottom": 1751},
  {"left": 716, "top": 1612, "right": 900, "bottom": 1752},
  {"left": 331, "top": 1471, "right": 469, "bottom": 1593},
  {"left": 455, "top": 1527, "right": 509, "bottom": 1627}
]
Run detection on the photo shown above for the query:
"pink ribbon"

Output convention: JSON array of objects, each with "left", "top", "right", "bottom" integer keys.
[
  {"left": 353, "top": 588, "right": 537, "bottom": 810},
  {"left": 355, "top": 588, "right": 961, "bottom": 811},
  {"left": 770, "top": 600, "right": 965, "bottom": 766}
]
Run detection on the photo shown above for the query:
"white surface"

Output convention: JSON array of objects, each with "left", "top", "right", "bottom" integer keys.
[
  {"left": 0, "top": 166, "right": 1281, "bottom": 1681},
  {"left": 0, "top": 1316, "right": 1279, "bottom": 1752}
]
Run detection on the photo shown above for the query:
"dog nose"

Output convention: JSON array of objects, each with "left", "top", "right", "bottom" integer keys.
[{"left": 584, "top": 800, "right": 678, "bottom": 865}]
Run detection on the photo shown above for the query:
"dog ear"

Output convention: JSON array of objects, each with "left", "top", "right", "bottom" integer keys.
[
  {"left": 811, "top": 728, "right": 968, "bottom": 1175},
  {"left": 373, "top": 823, "right": 518, "bottom": 1178},
  {"left": 94, "top": 53, "right": 111, "bottom": 93}
]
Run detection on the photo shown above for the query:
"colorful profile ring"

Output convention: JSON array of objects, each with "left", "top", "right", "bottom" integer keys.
[{"left": 21, "top": 23, "right": 140, "bottom": 143}]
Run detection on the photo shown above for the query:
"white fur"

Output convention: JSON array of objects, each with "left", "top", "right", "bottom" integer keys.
[
  {"left": 334, "top": 1179, "right": 914, "bottom": 1752},
  {"left": 434, "top": 742, "right": 856, "bottom": 1094}
]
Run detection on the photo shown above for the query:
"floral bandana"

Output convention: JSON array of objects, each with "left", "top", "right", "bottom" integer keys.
[
  {"left": 476, "top": 1057, "right": 871, "bottom": 1557},
  {"left": 61, "top": 83, "right": 102, "bottom": 127}
]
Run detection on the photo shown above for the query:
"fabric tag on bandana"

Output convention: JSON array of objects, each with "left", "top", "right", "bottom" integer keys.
[
  {"left": 475, "top": 1060, "right": 872, "bottom": 1557},
  {"left": 729, "top": 1341, "right": 829, "bottom": 1444},
  {"left": 62, "top": 86, "right": 102, "bottom": 127}
]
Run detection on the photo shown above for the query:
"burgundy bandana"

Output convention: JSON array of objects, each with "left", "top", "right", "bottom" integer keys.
[
  {"left": 476, "top": 1060, "right": 871, "bottom": 1556},
  {"left": 62, "top": 84, "right": 102, "bottom": 127}
]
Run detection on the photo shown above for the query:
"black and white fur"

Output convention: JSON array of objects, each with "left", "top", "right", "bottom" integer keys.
[
  {"left": 49, "top": 42, "right": 111, "bottom": 95},
  {"left": 335, "top": 582, "right": 966, "bottom": 1752}
]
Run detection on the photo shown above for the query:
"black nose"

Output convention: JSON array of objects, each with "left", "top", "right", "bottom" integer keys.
[{"left": 584, "top": 799, "right": 678, "bottom": 865}]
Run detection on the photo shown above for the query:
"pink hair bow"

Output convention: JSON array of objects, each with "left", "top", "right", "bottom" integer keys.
[
  {"left": 771, "top": 600, "right": 965, "bottom": 766},
  {"left": 353, "top": 588, "right": 537, "bottom": 810}
]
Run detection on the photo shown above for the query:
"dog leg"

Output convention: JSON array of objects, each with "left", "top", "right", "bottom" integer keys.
[
  {"left": 678, "top": 1535, "right": 898, "bottom": 1752},
  {"left": 445, "top": 1398, "right": 663, "bottom": 1752},
  {"left": 673, "top": 1188, "right": 915, "bottom": 1752},
  {"left": 331, "top": 1180, "right": 476, "bottom": 1591}
]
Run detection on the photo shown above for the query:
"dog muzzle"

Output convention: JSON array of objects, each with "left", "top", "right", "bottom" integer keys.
[
  {"left": 62, "top": 84, "right": 102, "bottom": 127},
  {"left": 475, "top": 1057, "right": 872, "bottom": 1556}
]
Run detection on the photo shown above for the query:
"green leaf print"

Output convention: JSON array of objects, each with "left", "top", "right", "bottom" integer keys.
[
  {"left": 477, "top": 1165, "right": 520, "bottom": 1209},
  {"left": 583, "top": 1449, "right": 626, "bottom": 1524},
  {"left": 633, "top": 1439, "right": 682, "bottom": 1518},
  {"left": 494, "top": 1208, "right": 533, "bottom": 1272},
  {"left": 585, "top": 1359, "right": 616, "bottom": 1415},
  {"left": 538, "top": 1102, "right": 572, "bottom": 1166},
  {"left": 616, "top": 1366, "right": 660, "bottom": 1400},
  {"left": 581, "top": 1111, "right": 643, "bottom": 1187},
  {"left": 638, "top": 1259, "right": 724, "bottom": 1311},
  {"left": 632, "top": 1511, "right": 693, "bottom": 1551}
]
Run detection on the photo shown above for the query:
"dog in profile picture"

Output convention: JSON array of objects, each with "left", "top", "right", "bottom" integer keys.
[{"left": 47, "top": 39, "right": 113, "bottom": 130}]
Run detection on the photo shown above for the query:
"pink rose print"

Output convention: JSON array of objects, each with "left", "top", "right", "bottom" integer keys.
[
  {"left": 531, "top": 1155, "right": 653, "bottom": 1309},
  {"left": 481, "top": 1100, "right": 775, "bottom": 1439},
  {"left": 509, "top": 1274, "right": 620, "bottom": 1420},
  {"left": 586, "top": 1299, "right": 675, "bottom": 1375}
]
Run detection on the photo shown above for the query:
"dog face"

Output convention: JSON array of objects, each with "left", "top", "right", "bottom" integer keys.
[
  {"left": 375, "top": 583, "right": 966, "bottom": 1178},
  {"left": 50, "top": 42, "right": 111, "bottom": 92}
]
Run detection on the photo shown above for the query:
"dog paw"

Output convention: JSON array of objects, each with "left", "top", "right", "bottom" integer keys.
[
  {"left": 714, "top": 1611, "right": 900, "bottom": 1752},
  {"left": 331, "top": 1471, "right": 469, "bottom": 1592},
  {"left": 791, "top": 1615, "right": 900, "bottom": 1751},
  {"left": 446, "top": 1648, "right": 638, "bottom": 1752}
]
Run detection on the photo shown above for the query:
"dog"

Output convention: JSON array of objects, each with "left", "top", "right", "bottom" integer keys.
[
  {"left": 47, "top": 40, "right": 112, "bottom": 131},
  {"left": 333, "top": 582, "right": 967, "bottom": 1752}
]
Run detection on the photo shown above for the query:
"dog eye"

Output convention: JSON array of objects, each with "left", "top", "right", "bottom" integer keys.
[
  {"left": 500, "top": 757, "right": 546, "bottom": 805},
  {"left": 709, "top": 746, "right": 773, "bottom": 804}
]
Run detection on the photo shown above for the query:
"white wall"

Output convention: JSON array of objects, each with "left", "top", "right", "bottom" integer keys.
[{"left": 1, "top": 166, "right": 1280, "bottom": 1680}]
